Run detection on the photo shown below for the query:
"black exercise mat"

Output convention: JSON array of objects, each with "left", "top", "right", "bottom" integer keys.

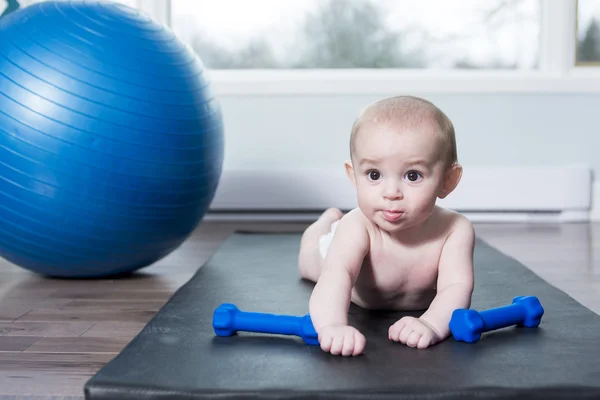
[{"left": 84, "top": 232, "right": 600, "bottom": 399}]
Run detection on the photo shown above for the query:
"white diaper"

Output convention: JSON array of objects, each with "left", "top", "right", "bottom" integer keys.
[{"left": 318, "top": 220, "right": 339, "bottom": 259}]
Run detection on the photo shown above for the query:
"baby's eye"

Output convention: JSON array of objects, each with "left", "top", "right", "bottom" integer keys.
[
  {"left": 405, "top": 170, "right": 423, "bottom": 182},
  {"left": 367, "top": 170, "right": 381, "bottom": 181}
]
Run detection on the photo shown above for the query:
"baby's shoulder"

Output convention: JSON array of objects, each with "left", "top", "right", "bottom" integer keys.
[
  {"left": 332, "top": 208, "right": 372, "bottom": 248},
  {"left": 338, "top": 208, "right": 377, "bottom": 238},
  {"left": 433, "top": 206, "right": 475, "bottom": 243},
  {"left": 435, "top": 206, "right": 472, "bottom": 227}
]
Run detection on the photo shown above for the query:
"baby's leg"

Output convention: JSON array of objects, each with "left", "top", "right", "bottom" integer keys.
[{"left": 298, "top": 208, "right": 343, "bottom": 282}]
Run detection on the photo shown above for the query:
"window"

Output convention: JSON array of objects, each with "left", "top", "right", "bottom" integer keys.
[
  {"left": 577, "top": 0, "right": 600, "bottom": 64},
  {"left": 3, "top": 0, "right": 596, "bottom": 94},
  {"left": 170, "top": 0, "right": 542, "bottom": 70}
]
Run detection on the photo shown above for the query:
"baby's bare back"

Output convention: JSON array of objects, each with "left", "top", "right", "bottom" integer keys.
[{"left": 351, "top": 207, "right": 456, "bottom": 311}]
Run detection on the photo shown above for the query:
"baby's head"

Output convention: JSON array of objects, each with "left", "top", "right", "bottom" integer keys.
[{"left": 345, "top": 96, "right": 462, "bottom": 232}]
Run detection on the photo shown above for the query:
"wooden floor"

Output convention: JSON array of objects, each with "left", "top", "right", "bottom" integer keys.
[{"left": 0, "top": 220, "right": 599, "bottom": 399}]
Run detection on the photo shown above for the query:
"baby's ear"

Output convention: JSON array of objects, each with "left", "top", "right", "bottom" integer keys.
[
  {"left": 345, "top": 160, "right": 357, "bottom": 187},
  {"left": 438, "top": 163, "right": 462, "bottom": 199}
]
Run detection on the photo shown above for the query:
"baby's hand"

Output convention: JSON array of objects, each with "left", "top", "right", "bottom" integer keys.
[
  {"left": 318, "top": 324, "right": 366, "bottom": 356},
  {"left": 388, "top": 316, "right": 441, "bottom": 349}
]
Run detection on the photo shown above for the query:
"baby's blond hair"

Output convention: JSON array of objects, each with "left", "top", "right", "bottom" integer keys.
[{"left": 350, "top": 96, "right": 457, "bottom": 167}]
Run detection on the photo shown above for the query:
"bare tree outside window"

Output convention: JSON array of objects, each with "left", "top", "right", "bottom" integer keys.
[
  {"left": 171, "top": 0, "right": 540, "bottom": 70},
  {"left": 577, "top": 0, "right": 600, "bottom": 64},
  {"left": 291, "top": 0, "right": 422, "bottom": 68}
]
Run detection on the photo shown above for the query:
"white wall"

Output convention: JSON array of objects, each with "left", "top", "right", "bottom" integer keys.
[
  {"left": 218, "top": 93, "right": 597, "bottom": 174},
  {"left": 205, "top": 91, "right": 596, "bottom": 221}
]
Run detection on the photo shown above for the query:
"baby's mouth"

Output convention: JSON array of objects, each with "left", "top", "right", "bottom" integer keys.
[{"left": 382, "top": 210, "right": 403, "bottom": 222}]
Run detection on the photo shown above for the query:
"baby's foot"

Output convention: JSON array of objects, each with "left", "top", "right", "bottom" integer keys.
[
  {"left": 318, "top": 208, "right": 343, "bottom": 225},
  {"left": 298, "top": 208, "right": 343, "bottom": 281},
  {"left": 308, "top": 208, "right": 343, "bottom": 239}
]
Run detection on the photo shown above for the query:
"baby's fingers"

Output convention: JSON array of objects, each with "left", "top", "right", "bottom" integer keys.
[
  {"left": 352, "top": 331, "right": 366, "bottom": 356},
  {"left": 406, "top": 330, "right": 422, "bottom": 348},
  {"left": 340, "top": 333, "right": 355, "bottom": 357},
  {"left": 329, "top": 334, "right": 344, "bottom": 355},
  {"left": 388, "top": 319, "right": 407, "bottom": 341},
  {"left": 398, "top": 324, "right": 413, "bottom": 344},
  {"left": 417, "top": 332, "right": 436, "bottom": 349},
  {"left": 319, "top": 332, "right": 334, "bottom": 353}
]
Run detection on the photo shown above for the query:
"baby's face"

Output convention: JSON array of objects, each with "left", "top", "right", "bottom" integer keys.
[{"left": 349, "top": 122, "right": 448, "bottom": 233}]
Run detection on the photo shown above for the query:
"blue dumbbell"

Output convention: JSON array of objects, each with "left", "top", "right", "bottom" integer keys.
[
  {"left": 212, "top": 303, "right": 319, "bottom": 345},
  {"left": 449, "top": 296, "right": 544, "bottom": 343}
]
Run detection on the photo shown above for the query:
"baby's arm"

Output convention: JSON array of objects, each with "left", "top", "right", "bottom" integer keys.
[
  {"left": 308, "top": 210, "right": 370, "bottom": 355},
  {"left": 418, "top": 215, "right": 475, "bottom": 340},
  {"left": 389, "top": 214, "right": 475, "bottom": 349}
]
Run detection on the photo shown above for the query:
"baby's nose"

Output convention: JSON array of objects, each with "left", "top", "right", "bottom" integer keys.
[
  {"left": 383, "top": 182, "right": 403, "bottom": 200},
  {"left": 384, "top": 192, "right": 403, "bottom": 200}
]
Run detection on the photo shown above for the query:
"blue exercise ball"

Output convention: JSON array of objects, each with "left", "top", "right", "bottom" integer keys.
[{"left": 0, "top": 1, "right": 224, "bottom": 278}]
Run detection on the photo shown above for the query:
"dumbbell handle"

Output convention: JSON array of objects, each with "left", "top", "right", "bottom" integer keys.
[
  {"left": 213, "top": 304, "right": 318, "bottom": 345},
  {"left": 225, "top": 310, "right": 306, "bottom": 336},
  {"left": 479, "top": 303, "right": 528, "bottom": 331}
]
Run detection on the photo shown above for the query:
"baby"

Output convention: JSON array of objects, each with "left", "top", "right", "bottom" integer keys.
[{"left": 298, "top": 95, "right": 475, "bottom": 356}]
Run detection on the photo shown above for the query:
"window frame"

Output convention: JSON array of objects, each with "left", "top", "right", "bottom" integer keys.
[{"left": 137, "top": 0, "right": 600, "bottom": 95}]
